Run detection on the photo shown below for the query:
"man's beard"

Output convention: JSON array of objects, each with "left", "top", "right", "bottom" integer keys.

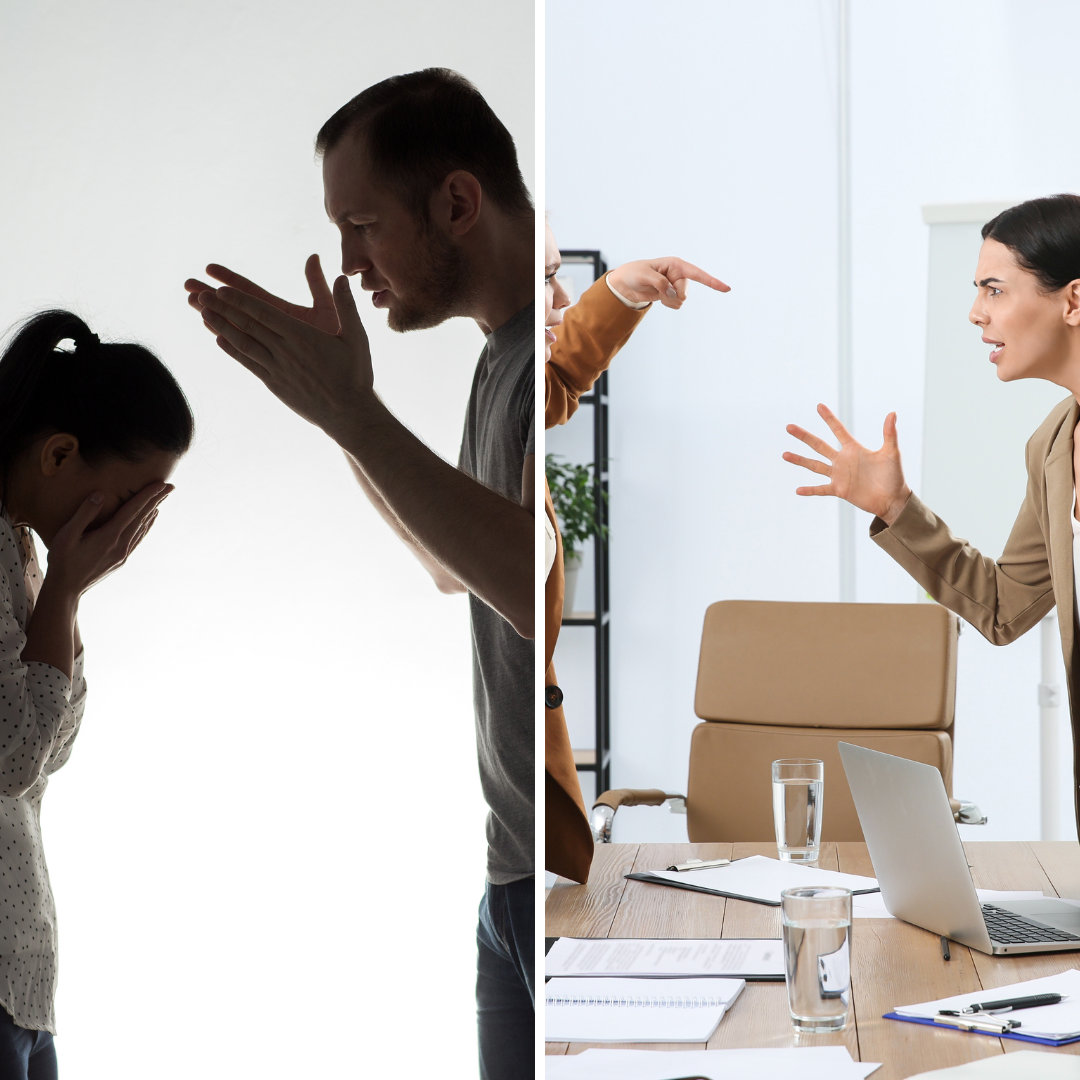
[{"left": 386, "top": 222, "right": 470, "bottom": 333}]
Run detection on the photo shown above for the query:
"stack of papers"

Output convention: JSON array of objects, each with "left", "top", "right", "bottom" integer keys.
[
  {"left": 545, "top": 937, "right": 784, "bottom": 980},
  {"left": 628, "top": 854, "right": 879, "bottom": 905},
  {"left": 891, "top": 968, "right": 1080, "bottom": 1044},
  {"left": 545, "top": 1046, "right": 881, "bottom": 1079},
  {"left": 544, "top": 977, "right": 744, "bottom": 1043}
]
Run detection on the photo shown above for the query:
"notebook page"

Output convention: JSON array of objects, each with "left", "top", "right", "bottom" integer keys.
[
  {"left": 544, "top": 977, "right": 743, "bottom": 1044},
  {"left": 546, "top": 937, "right": 784, "bottom": 978}
]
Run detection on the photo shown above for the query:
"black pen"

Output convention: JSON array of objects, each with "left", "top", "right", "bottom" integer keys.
[
  {"left": 940, "top": 992, "right": 1063, "bottom": 1015},
  {"left": 940, "top": 936, "right": 950, "bottom": 961}
]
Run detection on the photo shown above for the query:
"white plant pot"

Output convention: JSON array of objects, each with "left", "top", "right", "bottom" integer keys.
[{"left": 563, "top": 551, "right": 583, "bottom": 614}]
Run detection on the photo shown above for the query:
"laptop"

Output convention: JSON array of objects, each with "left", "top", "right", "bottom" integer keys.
[{"left": 838, "top": 742, "right": 1080, "bottom": 955}]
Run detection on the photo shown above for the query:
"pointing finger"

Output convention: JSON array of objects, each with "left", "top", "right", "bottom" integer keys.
[{"left": 669, "top": 259, "right": 731, "bottom": 293}]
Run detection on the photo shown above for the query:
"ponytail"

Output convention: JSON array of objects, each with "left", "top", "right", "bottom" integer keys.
[{"left": 0, "top": 310, "right": 194, "bottom": 490}]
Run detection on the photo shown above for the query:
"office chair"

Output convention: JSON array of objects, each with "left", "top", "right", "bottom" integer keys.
[{"left": 592, "top": 600, "right": 987, "bottom": 843}]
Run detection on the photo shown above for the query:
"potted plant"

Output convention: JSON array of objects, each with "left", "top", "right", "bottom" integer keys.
[{"left": 545, "top": 453, "right": 608, "bottom": 614}]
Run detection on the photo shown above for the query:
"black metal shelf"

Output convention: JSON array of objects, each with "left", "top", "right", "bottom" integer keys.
[{"left": 557, "top": 249, "right": 611, "bottom": 797}]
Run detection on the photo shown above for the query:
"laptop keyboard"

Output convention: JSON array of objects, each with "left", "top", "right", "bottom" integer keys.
[{"left": 982, "top": 903, "right": 1080, "bottom": 944}]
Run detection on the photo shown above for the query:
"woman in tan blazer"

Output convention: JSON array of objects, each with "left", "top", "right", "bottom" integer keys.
[{"left": 784, "top": 193, "right": 1080, "bottom": 829}]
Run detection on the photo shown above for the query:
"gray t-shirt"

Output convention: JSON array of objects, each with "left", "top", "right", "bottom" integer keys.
[{"left": 458, "top": 303, "right": 534, "bottom": 884}]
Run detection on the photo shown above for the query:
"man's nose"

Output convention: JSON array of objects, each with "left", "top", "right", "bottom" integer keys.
[{"left": 341, "top": 236, "right": 372, "bottom": 276}]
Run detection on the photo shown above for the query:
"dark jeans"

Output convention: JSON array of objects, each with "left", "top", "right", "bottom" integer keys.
[
  {"left": 0, "top": 1008, "right": 57, "bottom": 1080},
  {"left": 476, "top": 877, "right": 534, "bottom": 1079}
]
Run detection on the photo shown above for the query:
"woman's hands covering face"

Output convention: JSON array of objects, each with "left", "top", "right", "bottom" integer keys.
[{"left": 46, "top": 482, "right": 173, "bottom": 598}]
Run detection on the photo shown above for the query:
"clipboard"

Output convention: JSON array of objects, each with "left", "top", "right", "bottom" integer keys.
[
  {"left": 883, "top": 1011, "right": 1080, "bottom": 1047},
  {"left": 625, "top": 855, "right": 880, "bottom": 907}
]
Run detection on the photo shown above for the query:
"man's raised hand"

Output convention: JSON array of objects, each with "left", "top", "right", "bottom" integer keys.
[
  {"left": 184, "top": 254, "right": 340, "bottom": 335},
  {"left": 606, "top": 257, "right": 730, "bottom": 309},
  {"left": 783, "top": 403, "right": 912, "bottom": 526},
  {"left": 198, "top": 273, "right": 373, "bottom": 439}
]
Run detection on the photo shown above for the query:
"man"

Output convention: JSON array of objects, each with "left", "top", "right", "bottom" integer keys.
[
  {"left": 184, "top": 69, "right": 534, "bottom": 1078},
  {"left": 544, "top": 223, "right": 728, "bottom": 882}
]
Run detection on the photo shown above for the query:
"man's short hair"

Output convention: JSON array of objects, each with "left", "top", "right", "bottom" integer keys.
[{"left": 316, "top": 68, "right": 533, "bottom": 222}]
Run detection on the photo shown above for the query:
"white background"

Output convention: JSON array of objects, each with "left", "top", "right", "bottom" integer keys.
[
  {"left": 0, "top": 1, "right": 531, "bottom": 1075},
  {"left": 547, "top": 0, "right": 1080, "bottom": 842}
]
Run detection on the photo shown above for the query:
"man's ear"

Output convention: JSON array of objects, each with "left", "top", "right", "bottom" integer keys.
[
  {"left": 39, "top": 433, "right": 80, "bottom": 477},
  {"left": 1065, "top": 279, "right": 1080, "bottom": 327},
  {"left": 433, "top": 170, "right": 483, "bottom": 237}
]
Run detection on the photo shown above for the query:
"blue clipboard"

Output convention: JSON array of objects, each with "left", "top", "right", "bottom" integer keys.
[{"left": 883, "top": 1011, "right": 1080, "bottom": 1047}]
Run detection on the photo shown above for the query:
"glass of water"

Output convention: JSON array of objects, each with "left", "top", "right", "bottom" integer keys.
[
  {"left": 772, "top": 758, "right": 824, "bottom": 863},
  {"left": 782, "top": 886, "right": 852, "bottom": 1033}
]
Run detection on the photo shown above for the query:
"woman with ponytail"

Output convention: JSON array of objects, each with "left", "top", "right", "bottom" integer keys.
[
  {"left": 783, "top": 193, "right": 1080, "bottom": 834},
  {"left": 0, "top": 310, "right": 192, "bottom": 1078}
]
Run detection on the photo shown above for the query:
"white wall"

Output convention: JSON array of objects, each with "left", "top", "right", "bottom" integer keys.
[
  {"left": 0, "top": 2, "right": 531, "bottom": 1076},
  {"left": 546, "top": 0, "right": 1080, "bottom": 842}
]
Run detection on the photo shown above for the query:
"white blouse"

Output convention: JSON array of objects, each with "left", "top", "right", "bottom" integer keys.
[{"left": 0, "top": 514, "right": 86, "bottom": 1035}]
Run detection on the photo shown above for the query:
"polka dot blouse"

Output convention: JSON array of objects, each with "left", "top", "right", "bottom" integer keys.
[{"left": 0, "top": 514, "right": 86, "bottom": 1035}]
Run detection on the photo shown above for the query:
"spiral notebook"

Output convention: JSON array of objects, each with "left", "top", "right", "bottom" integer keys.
[{"left": 544, "top": 976, "right": 745, "bottom": 1043}]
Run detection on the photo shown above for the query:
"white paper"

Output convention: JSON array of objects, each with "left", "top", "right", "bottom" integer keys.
[
  {"left": 852, "top": 889, "right": 1045, "bottom": 920},
  {"left": 907, "top": 1049, "right": 1080, "bottom": 1079},
  {"left": 545, "top": 937, "right": 784, "bottom": 978},
  {"left": 544, "top": 977, "right": 743, "bottom": 1044},
  {"left": 544, "top": 1046, "right": 881, "bottom": 1079},
  {"left": 641, "top": 854, "right": 877, "bottom": 904},
  {"left": 895, "top": 967, "right": 1080, "bottom": 1040}
]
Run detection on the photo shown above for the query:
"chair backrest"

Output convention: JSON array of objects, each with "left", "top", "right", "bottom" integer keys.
[
  {"left": 685, "top": 600, "right": 959, "bottom": 843},
  {"left": 694, "top": 600, "right": 958, "bottom": 730}
]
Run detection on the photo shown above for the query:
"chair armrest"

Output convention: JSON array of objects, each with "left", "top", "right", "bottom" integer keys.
[
  {"left": 950, "top": 797, "right": 988, "bottom": 825},
  {"left": 594, "top": 788, "right": 672, "bottom": 810},
  {"left": 591, "top": 789, "right": 688, "bottom": 843}
]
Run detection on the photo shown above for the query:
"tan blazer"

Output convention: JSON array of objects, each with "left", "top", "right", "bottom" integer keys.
[
  {"left": 544, "top": 276, "right": 649, "bottom": 883},
  {"left": 872, "top": 395, "right": 1080, "bottom": 825}
]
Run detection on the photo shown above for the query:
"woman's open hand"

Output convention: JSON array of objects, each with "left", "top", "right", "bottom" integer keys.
[
  {"left": 783, "top": 404, "right": 912, "bottom": 526},
  {"left": 45, "top": 482, "right": 173, "bottom": 598}
]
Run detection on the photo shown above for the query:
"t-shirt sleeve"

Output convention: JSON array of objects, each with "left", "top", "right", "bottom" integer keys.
[{"left": 523, "top": 359, "right": 535, "bottom": 459}]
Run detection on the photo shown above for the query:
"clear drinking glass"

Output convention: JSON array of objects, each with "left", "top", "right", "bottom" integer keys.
[
  {"left": 772, "top": 758, "right": 824, "bottom": 863},
  {"left": 782, "top": 886, "right": 852, "bottom": 1033}
]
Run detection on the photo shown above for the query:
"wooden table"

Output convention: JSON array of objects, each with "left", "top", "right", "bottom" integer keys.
[{"left": 545, "top": 841, "right": 1080, "bottom": 1078}]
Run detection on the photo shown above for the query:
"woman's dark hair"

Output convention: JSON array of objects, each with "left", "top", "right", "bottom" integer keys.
[
  {"left": 0, "top": 309, "right": 194, "bottom": 497},
  {"left": 982, "top": 193, "right": 1080, "bottom": 293},
  {"left": 315, "top": 67, "right": 533, "bottom": 223}
]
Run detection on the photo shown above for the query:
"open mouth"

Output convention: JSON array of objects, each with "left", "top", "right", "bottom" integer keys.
[
  {"left": 983, "top": 337, "right": 1004, "bottom": 363},
  {"left": 371, "top": 290, "right": 389, "bottom": 309},
  {"left": 545, "top": 327, "right": 557, "bottom": 343}
]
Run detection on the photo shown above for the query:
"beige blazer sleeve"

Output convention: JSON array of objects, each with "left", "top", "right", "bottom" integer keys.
[{"left": 869, "top": 396, "right": 1075, "bottom": 649}]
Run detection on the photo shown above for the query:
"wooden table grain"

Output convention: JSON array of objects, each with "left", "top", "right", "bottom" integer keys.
[{"left": 545, "top": 841, "right": 1080, "bottom": 1078}]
